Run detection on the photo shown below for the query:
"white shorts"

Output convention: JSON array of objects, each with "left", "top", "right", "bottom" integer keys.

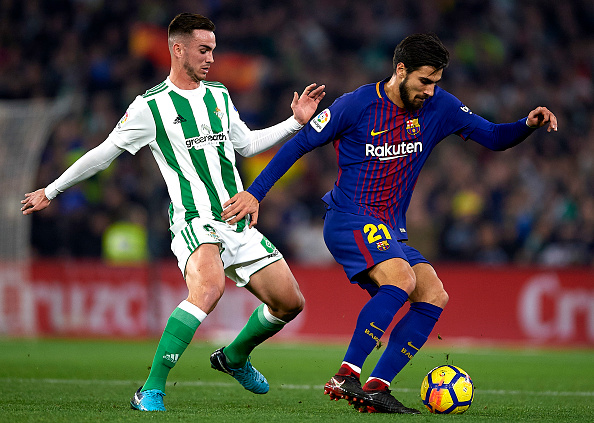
[{"left": 170, "top": 217, "right": 283, "bottom": 286}]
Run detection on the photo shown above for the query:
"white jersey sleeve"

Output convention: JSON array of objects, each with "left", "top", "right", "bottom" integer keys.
[
  {"left": 44, "top": 95, "right": 157, "bottom": 200},
  {"left": 227, "top": 96, "right": 303, "bottom": 157},
  {"left": 44, "top": 138, "right": 124, "bottom": 200},
  {"left": 109, "top": 95, "right": 156, "bottom": 155},
  {"left": 227, "top": 95, "right": 252, "bottom": 150}
]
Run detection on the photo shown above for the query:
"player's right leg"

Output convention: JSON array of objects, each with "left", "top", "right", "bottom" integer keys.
[
  {"left": 324, "top": 259, "right": 415, "bottom": 406},
  {"left": 131, "top": 234, "right": 225, "bottom": 411},
  {"left": 321, "top": 209, "right": 415, "bottom": 407}
]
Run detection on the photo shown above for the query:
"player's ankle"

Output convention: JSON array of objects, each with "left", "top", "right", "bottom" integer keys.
[
  {"left": 337, "top": 362, "right": 361, "bottom": 379},
  {"left": 363, "top": 377, "right": 390, "bottom": 391}
]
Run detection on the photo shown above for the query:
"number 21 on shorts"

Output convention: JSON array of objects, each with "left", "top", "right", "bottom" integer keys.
[{"left": 364, "top": 223, "right": 392, "bottom": 251}]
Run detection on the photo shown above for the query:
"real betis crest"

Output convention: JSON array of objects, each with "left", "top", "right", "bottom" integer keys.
[
  {"left": 203, "top": 224, "right": 219, "bottom": 240},
  {"left": 213, "top": 107, "right": 225, "bottom": 121}
]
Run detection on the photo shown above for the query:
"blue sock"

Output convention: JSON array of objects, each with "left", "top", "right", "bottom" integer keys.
[
  {"left": 343, "top": 285, "right": 409, "bottom": 369},
  {"left": 369, "top": 302, "right": 442, "bottom": 383}
]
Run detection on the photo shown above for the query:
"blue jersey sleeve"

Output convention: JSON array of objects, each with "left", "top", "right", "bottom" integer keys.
[
  {"left": 438, "top": 88, "right": 535, "bottom": 150},
  {"left": 247, "top": 93, "right": 361, "bottom": 201},
  {"left": 466, "top": 117, "right": 536, "bottom": 150}
]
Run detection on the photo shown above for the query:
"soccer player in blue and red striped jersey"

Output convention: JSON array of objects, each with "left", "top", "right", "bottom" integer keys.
[{"left": 222, "top": 33, "right": 558, "bottom": 414}]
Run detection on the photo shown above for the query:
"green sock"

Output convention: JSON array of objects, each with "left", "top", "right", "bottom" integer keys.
[
  {"left": 142, "top": 304, "right": 202, "bottom": 392},
  {"left": 223, "top": 304, "right": 286, "bottom": 368}
]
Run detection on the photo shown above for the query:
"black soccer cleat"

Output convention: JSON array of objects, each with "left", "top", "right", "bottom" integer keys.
[
  {"left": 323, "top": 374, "right": 367, "bottom": 405},
  {"left": 359, "top": 385, "right": 420, "bottom": 414}
]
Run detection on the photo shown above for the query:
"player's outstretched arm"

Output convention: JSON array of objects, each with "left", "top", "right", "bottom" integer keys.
[
  {"left": 222, "top": 191, "right": 259, "bottom": 228},
  {"left": 21, "top": 188, "right": 51, "bottom": 215},
  {"left": 526, "top": 106, "right": 558, "bottom": 132},
  {"left": 468, "top": 105, "right": 559, "bottom": 151},
  {"left": 21, "top": 139, "right": 124, "bottom": 216},
  {"left": 291, "top": 83, "right": 326, "bottom": 125}
]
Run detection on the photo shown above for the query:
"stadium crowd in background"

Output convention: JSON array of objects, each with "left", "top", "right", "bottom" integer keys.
[{"left": 3, "top": 0, "right": 593, "bottom": 266}]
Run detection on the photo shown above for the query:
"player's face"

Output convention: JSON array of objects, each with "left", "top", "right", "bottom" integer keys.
[
  {"left": 181, "top": 29, "right": 216, "bottom": 82},
  {"left": 399, "top": 66, "right": 443, "bottom": 110}
]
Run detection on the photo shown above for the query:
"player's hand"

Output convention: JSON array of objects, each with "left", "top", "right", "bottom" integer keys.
[
  {"left": 526, "top": 106, "right": 558, "bottom": 132},
  {"left": 21, "top": 188, "right": 51, "bottom": 215},
  {"left": 222, "top": 191, "right": 259, "bottom": 228},
  {"left": 291, "top": 83, "right": 326, "bottom": 125}
]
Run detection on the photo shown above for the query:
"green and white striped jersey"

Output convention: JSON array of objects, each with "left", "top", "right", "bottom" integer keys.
[{"left": 109, "top": 78, "right": 252, "bottom": 232}]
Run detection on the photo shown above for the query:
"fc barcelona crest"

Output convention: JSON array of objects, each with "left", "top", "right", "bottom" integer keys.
[
  {"left": 376, "top": 240, "right": 390, "bottom": 251},
  {"left": 406, "top": 118, "right": 421, "bottom": 136}
]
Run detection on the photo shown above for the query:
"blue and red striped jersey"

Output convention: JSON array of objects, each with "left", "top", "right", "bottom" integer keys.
[{"left": 247, "top": 79, "right": 533, "bottom": 240}]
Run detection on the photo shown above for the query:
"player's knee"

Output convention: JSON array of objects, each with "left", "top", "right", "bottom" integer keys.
[
  {"left": 184, "top": 274, "right": 225, "bottom": 314},
  {"left": 434, "top": 288, "right": 449, "bottom": 308},
  {"left": 281, "top": 292, "right": 305, "bottom": 322},
  {"left": 409, "top": 281, "right": 448, "bottom": 308},
  {"left": 421, "top": 286, "right": 448, "bottom": 308},
  {"left": 270, "top": 291, "right": 305, "bottom": 322},
  {"left": 294, "top": 291, "right": 305, "bottom": 314},
  {"left": 370, "top": 259, "right": 416, "bottom": 294},
  {"left": 389, "top": 269, "right": 417, "bottom": 294},
  {"left": 187, "top": 287, "right": 225, "bottom": 313},
  {"left": 402, "top": 272, "right": 417, "bottom": 294}
]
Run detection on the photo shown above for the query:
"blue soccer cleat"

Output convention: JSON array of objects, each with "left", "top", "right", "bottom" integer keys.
[
  {"left": 210, "top": 347, "right": 269, "bottom": 394},
  {"left": 130, "top": 386, "right": 166, "bottom": 411}
]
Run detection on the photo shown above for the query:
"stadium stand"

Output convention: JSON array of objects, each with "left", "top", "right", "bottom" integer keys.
[{"left": 2, "top": 0, "right": 592, "bottom": 266}]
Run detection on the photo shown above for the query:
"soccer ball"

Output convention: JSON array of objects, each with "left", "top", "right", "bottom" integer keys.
[{"left": 420, "top": 365, "right": 474, "bottom": 414}]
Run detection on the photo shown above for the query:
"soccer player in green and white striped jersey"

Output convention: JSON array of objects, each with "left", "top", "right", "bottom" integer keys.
[{"left": 21, "top": 12, "right": 325, "bottom": 412}]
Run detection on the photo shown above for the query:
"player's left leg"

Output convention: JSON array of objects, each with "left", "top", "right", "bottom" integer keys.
[
  {"left": 321, "top": 209, "right": 415, "bottom": 408},
  {"left": 361, "top": 262, "right": 448, "bottom": 413},
  {"left": 210, "top": 258, "right": 304, "bottom": 393},
  {"left": 132, "top": 242, "right": 225, "bottom": 411}
]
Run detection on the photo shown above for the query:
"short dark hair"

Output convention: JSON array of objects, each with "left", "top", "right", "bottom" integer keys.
[
  {"left": 168, "top": 13, "right": 215, "bottom": 39},
  {"left": 393, "top": 33, "right": 449, "bottom": 74}
]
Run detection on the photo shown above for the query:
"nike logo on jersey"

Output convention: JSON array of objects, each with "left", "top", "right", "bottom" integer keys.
[{"left": 370, "top": 128, "right": 390, "bottom": 136}]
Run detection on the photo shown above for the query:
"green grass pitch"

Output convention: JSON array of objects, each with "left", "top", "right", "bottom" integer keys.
[{"left": 1, "top": 338, "right": 592, "bottom": 422}]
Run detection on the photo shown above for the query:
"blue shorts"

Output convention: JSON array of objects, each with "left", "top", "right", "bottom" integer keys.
[{"left": 323, "top": 208, "right": 430, "bottom": 296}]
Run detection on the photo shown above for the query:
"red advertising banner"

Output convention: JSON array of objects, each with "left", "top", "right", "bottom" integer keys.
[
  {"left": 0, "top": 260, "right": 592, "bottom": 347},
  {"left": 433, "top": 265, "right": 594, "bottom": 346}
]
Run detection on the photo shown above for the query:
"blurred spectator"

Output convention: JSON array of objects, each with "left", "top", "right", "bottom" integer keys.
[
  {"left": 102, "top": 203, "right": 149, "bottom": 265},
  {"left": 4, "top": 0, "right": 592, "bottom": 266}
]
